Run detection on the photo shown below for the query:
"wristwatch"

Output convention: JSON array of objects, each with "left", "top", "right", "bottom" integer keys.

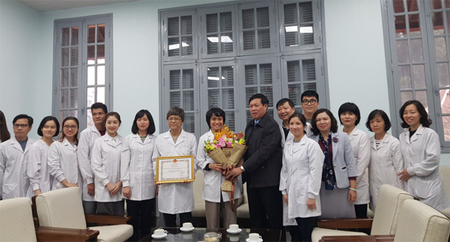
[{"left": 240, "top": 166, "right": 245, "bottom": 172}]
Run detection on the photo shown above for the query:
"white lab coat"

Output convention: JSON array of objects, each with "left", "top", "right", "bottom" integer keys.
[
  {"left": 279, "top": 125, "right": 296, "bottom": 226},
  {"left": 121, "top": 133, "right": 156, "bottom": 201},
  {"left": 280, "top": 135, "right": 324, "bottom": 219},
  {"left": 0, "top": 137, "right": 36, "bottom": 199},
  {"left": 78, "top": 126, "right": 102, "bottom": 201},
  {"left": 26, "top": 139, "right": 53, "bottom": 197},
  {"left": 152, "top": 129, "right": 197, "bottom": 214},
  {"left": 48, "top": 138, "right": 80, "bottom": 190},
  {"left": 197, "top": 130, "right": 242, "bottom": 203},
  {"left": 346, "top": 128, "right": 370, "bottom": 205},
  {"left": 399, "top": 125, "right": 449, "bottom": 211},
  {"left": 91, "top": 134, "right": 123, "bottom": 202},
  {"left": 368, "top": 133, "right": 404, "bottom": 211}
]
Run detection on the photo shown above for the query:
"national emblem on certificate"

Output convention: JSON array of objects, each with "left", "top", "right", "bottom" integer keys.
[{"left": 155, "top": 155, "right": 195, "bottom": 183}]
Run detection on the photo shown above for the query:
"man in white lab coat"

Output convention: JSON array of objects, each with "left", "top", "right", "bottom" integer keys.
[
  {"left": 0, "top": 114, "right": 36, "bottom": 199},
  {"left": 78, "top": 102, "right": 107, "bottom": 213}
]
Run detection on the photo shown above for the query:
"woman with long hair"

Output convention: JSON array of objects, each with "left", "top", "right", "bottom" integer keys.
[
  {"left": 121, "top": 109, "right": 156, "bottom": 240},
  {"left": 0, "top": 110, "right": 11, "bottom": 142},
  {"left": 48, "top": 117, "right": 80, "bottom": 190},
  {"left": 398, "top": 100, "right": 449, "bottom": 211},
  {"left": 26, "top": 116, "right": 60, "bottom": 196}
]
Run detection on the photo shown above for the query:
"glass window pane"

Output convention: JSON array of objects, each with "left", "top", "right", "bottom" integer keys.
[
  {"left": 70, "top": 47, "right": 78, "bottom": 66},
  {"left": 69, "top": 110, "right": 78, "bottom": 118},
  {"left": 207, "top": 14, "right": 218, "bottom": 33},
  {"left": 300, "top": 24, "right": 314, "bottom": 45},
  {"left": 442, "top": 116, "right": 450, "bottom": 141},
  {"left": 70, "top": 68, "right": 78, "bottom": 87},
  {"left": 393, "top": 0, "right": 404, "bottom": 13},
  {"left": 61, "top": 89, "right": 68, "bottom": 108},
  {"left": 407, "top": 0, "right": 418, "bottom": 11},
  {"left": 399, "top": 65, "right": 412, "bottom": 89},
  {"left": 61, "top": 69, "right": 69, "bottom": 87},
  {"left": 225, "top": 111, "right": 235, "bottom": 131},
  {"left": 170, "top": 70, "right": 180, "bottom": 90},
  {"left": 409, "top": 14, "right": 421, "bottom": 37},
  {"left": 170, "top": 92, "right": 181, "bottom": 107},
  {"left": 246, "top": 87, "right": 258, "bottom": 108},
  {"left": 304, "top": 82, "right": 316, "bottom": 91},
  {"left": 182, "top": 69, "right": 194, "bottom": 89},
  {"left": 302, "top": 59, "right": 316, "bottom": 81},
  {"left": 221, "top": 33, "right": 233, "bottom": 52},
  {"left": 97, "top": 65, "right": 105, "bottom": 85},
  {"left": 446, "top": 11, "right": 450, "bottom": 34},
  {"left": 260, "top": 86, "right": 274, "bottom": 108},
  {"left": 98, "top": 44, "right": 105, "bottom": 64},
  {"left": 168, "top": 17, "right": 179, "bottom": 36},
  {"left": 258, "top": 29, "right": 271, "bottom": 49},
  {"left": 222, "top": 89, "right": 234, "bottom": 109},
  {"left": 288, "top": 84, "right": 301, "bottom": 105},
  {"left": 440, "top": 89, "right": 450, "bottom": 114},
  {"left": 431, "top": 0, "right": 442, "bottom": 10},
  {"left": 415, "top": 91, "right": 428, "bottom": 107},
  {"left": 71, "top": 27, "right": 78, "bottom": 45},
  {"left": 245, "top": 65, "right": 257, "bottom": 85},
  {"left": 88, "top": 25, "right": 96, "bottom": 44},
  {"left": 220, "top": 12, "right": 232, "bottom": 32},
  {"left": 61, "top": 48, "right": 69, "bottom": 66},
  {"left": 437, "top": 63, "right": 450, "bottom": 87},
  {"left": 299, "top": 2, "right": 313, "bottom": 22},
  {"left": 70, "top": 89, "right": 78, "bottom": 108},
  {"left": 432, "top": 12, "right": 444, "bottom": 35},
  {"left": 181, "top": 36, "right": 193, "bottom": 56},
  {"left": 285, "top": 29, "right": 298, "bottom": 47},
  {"left": 60, "top": 111, "right": 68, "bottom": 123},
  {"left": 207, "top": 34, "right": 219, "bottom": 54},
  {"left": 183, "top": 113, "right": 195, "bottom": 133},
  {"left": 242, "top": 9, "right": 254, "bottom": 29},
  {"left": 412, "top": 64, "right": 426, "bottom": 89},
  {"left": 208, "top": 67, "right": 219, "bottom": 88},
  {"left": 168, "top": 37, "right": 180, "bottom": 56},
  {"left": 87, "top": 87, "right": 95, "bottom": 107},
  {"left": 180, "top": 16, "right": 192, "bottom": 35},
  {"left": 395, "top": 15, "right": 407, "bottom": 38},
  {"left": 222, "top": 66, "right": 234, "bottom": 87},
  {"left": 287, "top": 61, "right": 300, "bottom": 83},
  {"left": 284, "top": 4, "right": 297, "bottom": 24},
  {"left": 208, "top": 89, "right": 219, "bottom": 108},
  {"left": 183, "top": 91, "right": 195, "bottom": 111},
  {"left": 243, "top": 31, "right": 255, "bottom": 50},
  {"left": 88, "top": 66, "right": 96, "bottom": 85},
  {"left": 259, "top": 64, "right": 272, "bottom": 84},
  {"left": 396, "top": 40, "right": 410, "bottom": 63},
  {"left": 435, "top": 37, "right": 447, "bottom": 61},
  {"left": 410, "top": 39, "right": 423, "bottom": 62},
  {"left": 87, "top": 46, "right": 95, "bottom": 65},
  {"left": 97, "top": 87, "right": 105, "bottom": 103},
  {"left": 97, "top": 24, "right": 105, "bottom": 43},
  {"left": 257, "top": 7, "right": 269, "bottom": 28},
  {"left": 401, "top": 91, "right": 413, "bottom": 103},
  {"left": 87, "top": 109, "right": 93, "bottom": 127},
  {"left": 62, "top": 28, "right": 70, "bottom": 46},
  {"left": 246, "top": 110, "right": 252, "bottom": 124}
]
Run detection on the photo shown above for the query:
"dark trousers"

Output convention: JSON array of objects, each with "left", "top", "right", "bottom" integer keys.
[
  {"left": 287, "top": 225, "right": 302, "bottom": 242},
  {"left": 162, "top": 212, "right": 192, "bottom": 227},
  {"left": 82, "top": 201, "right": 97, "bottom": 214},
  {"left": 354, "top": 204, "right": 368, "bottom": 218},
  {"left": 248, "top": 185, "right": 283, "bottom": 229},
  {"left": 96, "top": 200, "right": 124, "bottom": 216},
  {"left": 127, "top": 199, "right": 155, "bottom": 241},
  {"left": 295, "top": 216, "right": 318, "bottom": 242}
]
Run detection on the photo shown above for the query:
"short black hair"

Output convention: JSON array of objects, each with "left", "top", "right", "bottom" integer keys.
[
  {"left": 167, "top": 107, "right": 185, "bottom": 122},
  {"left": 399, "top": 100, "right": 432, "bottom": 128},
  {"left": 301, "top": 90, "right": 319, "bottom": 102},
  {"left": 13, "top": 114, "right": 33, "bottom": 126},
  {"left": 37, "top": 116, "right": 60, "bottom": 137},
  {"left": 206, "top": 107, "right": 226, "bottom": 129},
  {"left": 276, "top": 98, "right": 295, "bottom": 109},
  {"left": 131, "top": 109, "right": 156, "bottom": 135},
  {"left": 249, "top": 93, "right": 269, "bottom": 106},
  {"left": 365, "top": 109, "right": 391, "bottom": 132},
  {"left": 338, "top": 102, "right": 361, "bottom": 125},
  {"left": 311, "top": 109, "right": 338, "bottom": 136},
  {"left": 91, "top": 102, "right": 108, "bottom": 114}
]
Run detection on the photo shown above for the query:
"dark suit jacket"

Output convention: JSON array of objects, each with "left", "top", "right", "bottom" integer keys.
[{"left": 242, "top": 113, "right": 282, "bottom": 188}]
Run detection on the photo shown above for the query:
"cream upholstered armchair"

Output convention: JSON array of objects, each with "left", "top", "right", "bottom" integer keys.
[
  {"left": 312, "top": 184, "right": 414, "bottom": 242},
  {"left": 35, "top": 187, "right": 133, "bottom": 242}
]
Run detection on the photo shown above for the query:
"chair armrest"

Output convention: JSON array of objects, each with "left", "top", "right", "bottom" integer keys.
[
  {"left": 317, "top": 218, "right": 373, "bottom": 229},
  {"left": 320, "top": 235, "right": 394, "bottom": 242},
  {"left": 35, "top": 226, "right": 99, "bottom": 241},
  {"left": 85, "top": 214, "right": 130, "bottom": 225}
]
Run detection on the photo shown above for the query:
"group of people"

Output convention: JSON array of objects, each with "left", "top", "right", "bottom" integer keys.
[{"left": 0, "top": 90, "right": 448, "bottom": 242}]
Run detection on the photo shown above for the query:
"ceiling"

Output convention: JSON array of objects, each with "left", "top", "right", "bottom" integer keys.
[{"left": 14, "top": 0, "right": 140, "bottom": 12}]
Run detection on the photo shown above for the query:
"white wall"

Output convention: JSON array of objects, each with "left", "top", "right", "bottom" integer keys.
[{"left": 1, "top": 0, "right": 448, "bottom": 163}]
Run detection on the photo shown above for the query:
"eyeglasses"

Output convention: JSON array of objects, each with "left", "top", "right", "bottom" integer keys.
[
  {"left": 301, "top": 99, "right": 317, "bottom": 105},
  {"left": 168, "top": 117, "right": 181, "bottom": 122},
  {"left": 13, "top": 124, "right": 29, "bottom": 129},
  {"left": 63, "top": 125, "right": 78, "bottom": 130}
]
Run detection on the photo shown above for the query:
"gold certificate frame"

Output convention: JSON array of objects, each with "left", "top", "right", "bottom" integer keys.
[{"left": 155, "top": 155, "right": 195, "bottom": 184}]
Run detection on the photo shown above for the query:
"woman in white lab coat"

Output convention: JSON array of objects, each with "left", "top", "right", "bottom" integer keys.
[
  {"left": 197, "top": 107, "right": 242, "bottom": 229},
  {"left": 48, "top": 117, "right": 80, "bottom": 190},
  {"left": 26, "top": 116, "right": 60, "bottom": 197},
  {"left": 338, "top": 103, "right": 370, "bottom": 218},
  {"left": 152, "top": 107, "right": 197, "bottom": 227},
  {"left": 398, "top": 100, "right": 449, "bottom": 212},
  {"left": 280, "top": 113, "right": 324, "bottom": 242},
  {"left": 121, "top": 109, "right": 156, "bottom": 240},
  {"left": 365, "top": 110, "right": 403, "bottom": 211},
  {"left": 91, "top": 112, "right": 124, "bottom": 216}
]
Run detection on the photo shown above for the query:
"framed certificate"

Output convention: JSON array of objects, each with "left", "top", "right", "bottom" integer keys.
[{"left": 155, "top": 155, "right": 195, "bottom": 184}]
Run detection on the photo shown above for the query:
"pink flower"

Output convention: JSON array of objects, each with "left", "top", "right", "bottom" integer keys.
[
  {"left": 217, "top": 138, "right": 226, "bottom": 148},
  {"left": 226, "top": 142, "right": 232, "bottom": 147}
]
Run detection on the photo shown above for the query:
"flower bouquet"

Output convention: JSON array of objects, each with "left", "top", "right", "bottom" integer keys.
[{"left": 204, "top": 125, "right": 247, "bottom": 207}]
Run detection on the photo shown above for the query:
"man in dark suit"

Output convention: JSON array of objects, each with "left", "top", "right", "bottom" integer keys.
[{"left": 227, "top": 93, "right": 283, "bottom": 229}]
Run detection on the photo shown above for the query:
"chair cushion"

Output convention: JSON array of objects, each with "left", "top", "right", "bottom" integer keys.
[
  {"left": 0, "top": 197, "right": 37, "bottom": 242},
  {"left": 311, "top": 227, "right": 367, "bottom": 242},
  {"left": 90, "top": 224, "right": 133, "bottom": 242},
  {"left": 394, "top": 199, "right": 450, "bottom": 242},
  {"left": 371, "top": 184, "right": 413, "bottom": 235},
  {"left": 192, "top": 170, "right": 205, "bottom": 217},
  {"left": 36, "top": 187, "right": 87, "bottom": 229}
]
